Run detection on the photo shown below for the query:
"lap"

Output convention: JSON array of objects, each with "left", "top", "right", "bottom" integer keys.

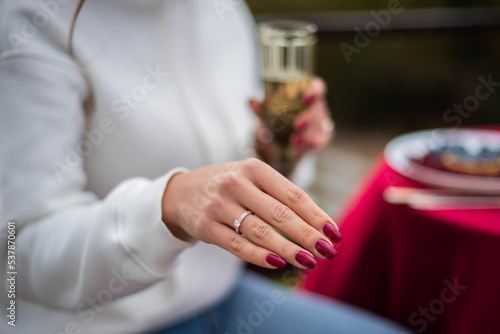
[{"left": 149, "top": 271, "right": 411, "bottom": 334}]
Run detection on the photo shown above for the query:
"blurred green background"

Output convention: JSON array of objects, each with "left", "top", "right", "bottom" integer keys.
[{"left": 247, "top": 0, "right": 500, "bottom": 132}]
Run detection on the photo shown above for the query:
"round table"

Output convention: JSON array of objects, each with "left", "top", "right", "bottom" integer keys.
[{"left": 304, "top": 158, "right": 500, "bottom": 334}]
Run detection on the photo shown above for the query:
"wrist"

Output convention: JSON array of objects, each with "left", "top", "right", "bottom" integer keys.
[{"left": 161, "top": 171, "right": 195, "bottom": 242}]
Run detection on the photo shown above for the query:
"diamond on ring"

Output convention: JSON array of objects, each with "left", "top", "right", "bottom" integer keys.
[{"left": 234, "top": 210, "right": 253, "bottom": 235}]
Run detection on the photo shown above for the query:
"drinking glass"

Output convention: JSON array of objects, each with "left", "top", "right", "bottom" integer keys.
[{"left": 258, "top": 20, "right": 318, "bottom": 175}]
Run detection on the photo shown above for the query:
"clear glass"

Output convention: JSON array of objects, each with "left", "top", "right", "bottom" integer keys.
[{"left": 258, "top": 20, "right": 318, "bottom": 175}]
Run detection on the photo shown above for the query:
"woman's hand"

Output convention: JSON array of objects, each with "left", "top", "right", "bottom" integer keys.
[
  {"left": 250, "top": 77, "right": 334, "bottom": 164},
  {"left": 162, "top": 158, "right": 342, "bottom": 269}
]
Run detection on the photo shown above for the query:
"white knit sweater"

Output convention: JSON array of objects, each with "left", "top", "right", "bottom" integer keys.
[{"left": 0, "top": 1, "right": 262, "bottom": 333}]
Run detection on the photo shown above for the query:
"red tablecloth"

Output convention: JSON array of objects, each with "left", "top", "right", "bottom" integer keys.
[{"left": 304, "top": 158, "right": 500, "bottom": 334}]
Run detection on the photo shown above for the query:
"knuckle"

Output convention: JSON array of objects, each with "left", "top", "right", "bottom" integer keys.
[
  {"left": 207, "top": 192, "right": 224, "bottom": 209},
  {"left": 247, "top": 247, "right": 259, "bottom": 261},
  {"left": 246, "top": 157, "right": 261, "bottom": 166},
  {"left": 217, "top": 171, "right": 240, "bottom": 190},
  {"left": 287, "top": 185, "right": 305, "bottom": 203},
  {"left": 229, "top": 237, "right": 246, "bottom": 254},
  {"left": 225, "top": 161, "right": 246, "bottom": 178},
  {"left": 311, "top": 209, "right": 325, "bottom": 223},
  {"left": 272, "top": 204, "right": 291, "bottom": 223},
  {"left": 280, "top": 243, "right": 293, "bottom": 256},
  {"left": 203, "top": 178, "right": 220, "bottom": 199},
  {"left": 225, "top": 161, "right": 241, "bottom": 172},
  {"left": 243, "top": 158, "right": 263, "bottom": 172},
  {"left": 253, "top": 224, "right": 271, "bottom": 242},
  {"left": 301, "top": 227, "right": 316, "bottom": 241}
]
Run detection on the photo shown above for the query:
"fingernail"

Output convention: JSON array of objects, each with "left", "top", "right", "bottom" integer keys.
[
  {"left": 295, "top": 251, "right": 317, "bottom": 269},
  {"left": 323, "top": 222, "right": 343, "bottom": 243},
  {"left": 266, "top": 254, "right": 287, "bottom": 269},
  {"left": 292, "top": 137, "right": 303, "bottom": 147},
  {"left": 296, "top": 120, "right": 308, "bottom": 131},
  {"left": 315, "top": 239, "right": 337, "bottom": 259},
  {"left": 303, "top": 95, "right": 316, "bottom": 105}
]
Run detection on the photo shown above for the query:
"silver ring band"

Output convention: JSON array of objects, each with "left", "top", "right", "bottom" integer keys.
[{"left": 234, "top": 210, "right": 253, "bottom": 235}]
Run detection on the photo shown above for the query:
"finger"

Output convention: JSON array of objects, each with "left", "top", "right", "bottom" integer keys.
[
  {"left": 290, "top": 135, "right": 306, "bottom": 151},
  {"left": 238, "top": 185, "right": 336, "bottom": 261},
  {"left": 291, "top": 99, "right": 331, "bottom": 149},
  {"left": 299, "top": 100, "right": 333, "bottom": 148},
  {"left": 295, "top": 91, "right": 328, "bottom": 133},
  {"left": 246, "top": 161, "right": 342, "bottom": 243},
  {"left": 228, "top": 173, "right": 338, "bottom": 264},
  {"left": 303, "top": 130, "right": 332, "bottom": 150},
  {"left": 221, "top": 204, "right": 325, "bottom": 267},
  {"left": 302, "top": 119, "right": 333, "bottom": 150},
  {"left": 293, "top": 107, "right": 315, "bottom": 133},
  {"left": 249, "top": 99, "right": 262, "bottom": 118},
  {"left": 303, "top": 77, "right": 327, "bottom": 105},
  {"left": 202, "top": 221, "right": 288, "bottom": 269}
]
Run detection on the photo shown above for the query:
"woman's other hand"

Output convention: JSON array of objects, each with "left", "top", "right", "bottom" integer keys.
[
  {"left": 250, "top": 77, "right": 334, "bottom": 164},
  {"left": 161, "top": 158, "right": 342, "bottom": 270}
]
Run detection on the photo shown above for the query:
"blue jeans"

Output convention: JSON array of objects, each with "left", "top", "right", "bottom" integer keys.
[{"left": 148, "top": 272, "right": 411, "bottom": 334}]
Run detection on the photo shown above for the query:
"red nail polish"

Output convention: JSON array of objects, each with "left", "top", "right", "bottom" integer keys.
[
  {"left": 266, "top": 254, "right": 287, "bottom": 269},
  {"left": 295, "top": 251, "right": 317, "bottom": 269},
  {"left": 315, "top": 239, "right": 337, "bottom": 259},
  {"left": 296, "top": 120, "right": 308, "bottom": 131},
  {"left": 303, "top": 95, "right": 316, "bottom": 105},
  {"left": 323, "top": 222, "right": 343, "bottom": 243},
  {"left": 292, "top": 137, "right": 303, "bottom": 147}
]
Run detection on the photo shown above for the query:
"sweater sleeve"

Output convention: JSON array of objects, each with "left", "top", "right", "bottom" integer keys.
[{"left": 0, "top": 53, "right": 196, "bottom": 310}]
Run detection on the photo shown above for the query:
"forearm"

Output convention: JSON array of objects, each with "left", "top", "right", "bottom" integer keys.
[{"left": 9, "top": 173, "right": 194, "bottom": 310}]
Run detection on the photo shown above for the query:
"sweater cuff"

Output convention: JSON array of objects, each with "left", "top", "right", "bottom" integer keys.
[{"left": 117, "top": 167, "right": 195, "bottom": 278}]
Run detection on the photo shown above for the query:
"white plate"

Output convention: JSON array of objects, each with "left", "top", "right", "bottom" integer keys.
[{"left": 384, "top": 128, "right": 500, "bottom": 194}]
